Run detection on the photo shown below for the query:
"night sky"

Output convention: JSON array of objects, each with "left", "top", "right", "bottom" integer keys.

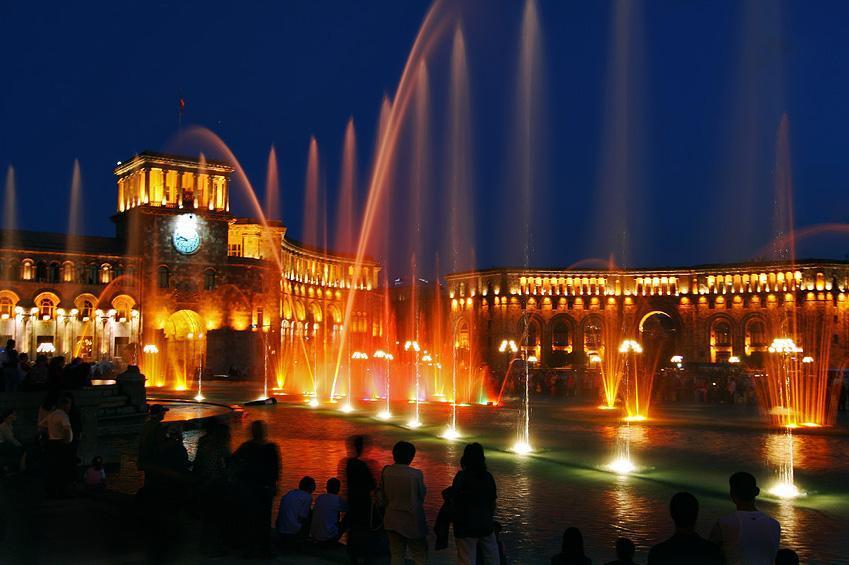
[{"left": 3, "top": 0, "right": 849, "bottom": 275}]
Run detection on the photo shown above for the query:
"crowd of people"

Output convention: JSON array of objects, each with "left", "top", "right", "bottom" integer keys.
[
  {"left": 0, "top": 338, "right": 103, "bottom": 392},
  {"left": 130, "top": 405, "right": 802, "bottom": 564}
]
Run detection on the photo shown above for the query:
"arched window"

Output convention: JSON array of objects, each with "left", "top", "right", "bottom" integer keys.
[
  {"left": 713, "top": 321, "right": 732, "bottom": 347},
  {"left": 86, "top": 264, "right": 98, "bottom": 285},
  {"left": 81, "top": 300, "right": 93, "bottom": 320},
  {"left": 112, "top": 295, "right": 135, "bottom": 322},
  {"left": 158, "top": 266, "right": 170, "bottom": 289},
  {"left": 21, "top": 259, "right": 34, "bottom": 281},
  {"left": 747, "top": 320, "right": 766, "bottom": 347},
  {"left": 552, "top": 319, "right": 572, "bottom": 352},
  {"left": 35, "top": 261, "right": 47, "bottom": 282},
  {"left": 48, "top": 262, "right": 61, "bottom": 283},
  {"left": 100, "top": 264, "right": 112, "bottom": 284},
  {"left": 204, "top": 269, "right": 216, "bottom": 291},
  {"left": 62, "top": 261, "right": 75, "bottom": 282},
  {"left": 39, "top": 297, "right": 56, "bottom": 319},
  {"left": 584, "top": 319, "right": 603, "bottom": 351},
  {"left": 0, "top": 297, "right": 12, "bottom": 318}
]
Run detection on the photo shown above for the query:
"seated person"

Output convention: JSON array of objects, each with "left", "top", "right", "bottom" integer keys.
[
  {"left": 276, "top": 476, "right": 316, "bottom": 539},
  {"left": 310, "top": 477, "right": 347, "bottom": 543},
  {"left": 84, "top": 456, "right": 107, "bottom": 490}
]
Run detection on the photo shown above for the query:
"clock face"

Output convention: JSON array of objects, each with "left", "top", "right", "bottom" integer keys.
[{"left": 172, "top": 216, "right": 201, "bottom": 255}]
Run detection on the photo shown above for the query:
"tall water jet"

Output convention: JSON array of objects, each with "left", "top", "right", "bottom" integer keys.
[
  {"left": 594, "top": 0, "right": 646, "bottom": 265},
  {"left": 264, "top": 145, "right": 281, "bottom": 221},
  {"left": 303, "top": 137, "right": 321, "bottom": 249},
  {"left": 336, "top": 118, "right": 357, "bottom": 255},
  {"left": 332, "top": 0, "right": 459, "bottom": 397},
  {"left": 511, "top": 0, "right": 545, "bottom": 455},
  {"left": 66, "top": 160, "right": 84, "bottom": 253},
  {"left": 442, "top": 23, "right": 475, "bottom": 440},
  {"left": 2, "top": 166, "right": 16, "bottom": 263}
]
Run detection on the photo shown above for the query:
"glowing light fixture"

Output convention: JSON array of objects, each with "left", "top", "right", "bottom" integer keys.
[
  {"left": 510, "top": 440, "right": 533, "bottom": 455},
  {"left": 768, "top": 481, "right": 802, "bottom": 499},
  {"left": 728, "top": 356, "right": 741, "bottom": 364},
  {"left": 440, "top": 426, "right": 461, "bottom": 440},
  {"left": 498, "top": 339, "right": 519, "bottom": 353},
  {"left": 619, "top": 339, "right": 643, "bottom": 354},
  {"left": 606, "top": 457, "right": 636, "bottom": 475},
  {"left": 768, "top": 338, "right": 802, "bottom": 354}
]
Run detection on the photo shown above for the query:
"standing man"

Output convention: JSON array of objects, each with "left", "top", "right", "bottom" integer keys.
[
  {"left": 710, "top": 472, "right": 780, "bottom": 565},
  {"left": 232, "top": 420, "right": 280, "bottom": 559},
  {"left": 380, "top": 441, "right": 427, "bottom": 565}
]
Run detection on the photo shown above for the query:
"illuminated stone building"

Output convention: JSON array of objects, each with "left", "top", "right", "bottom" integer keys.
[
  {"left": 444, "top": 263, "right": 849, "bottom": 374},
  {"left": 0, "top": 152, "right": 382, "bottom": 389}
]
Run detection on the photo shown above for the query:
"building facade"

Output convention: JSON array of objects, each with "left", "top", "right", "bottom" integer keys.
[
  {"left": 0, "top": 152, "right": 382, "bottom": 390},
  {"left": 444, "top": 263, "right": 849, "bottom": 375}
]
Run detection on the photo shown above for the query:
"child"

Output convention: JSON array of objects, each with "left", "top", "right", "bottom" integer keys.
[
  {"left": 276, "top": 476, "right": 316, "bottom": 540},
  {"left": 310, "top": 477, "right": 347, "bottom": 543},
  {"left": 84, "top": 456, "right": 106, "bottom": 490}
]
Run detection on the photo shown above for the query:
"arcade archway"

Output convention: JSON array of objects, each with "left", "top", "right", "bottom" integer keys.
[{"left": 164, "top": 310, "right": 205, "bottom": 390}]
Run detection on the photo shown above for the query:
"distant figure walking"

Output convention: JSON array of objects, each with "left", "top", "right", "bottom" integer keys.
[
  {"left": 232, "top": 420, "right": 280, "bottom": 559},
  {"left": 449, "top": 442, "right": 499, "bottom": 565},
  {"left": 710, "top": 472, "right": 780, "bottom": 565},
  {"left": 380, "top": 440, "right": 427, "bottom": 565},
  {"left": 647, "top": 492, "right": 724, "bottom": 565},
  {"left": 551, "top": 527, "right": 592, "bottom": 565}
]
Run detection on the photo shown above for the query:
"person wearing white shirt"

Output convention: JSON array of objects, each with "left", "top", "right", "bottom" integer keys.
[
  {"left": 310, "top": 477, "right": 347, "bottom": 542},
  {"left": 276, "top": 476, "right": 316, "bottom": 538},
  {"left": 379, "top": 441, "right": 427, "bottom": 565},
  {"left": 710, "top": 471, "right": 781, "bottom": 565}
]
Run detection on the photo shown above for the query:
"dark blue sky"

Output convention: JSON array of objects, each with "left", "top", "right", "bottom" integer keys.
[{"left": 3, "top": 0, "right": 849, "bottom": 275}]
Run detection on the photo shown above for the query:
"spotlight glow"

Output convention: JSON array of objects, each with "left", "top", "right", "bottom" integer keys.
[
  {"left": 598, "top": 405, "right": 617, "bottom": 411},
  {"left": 623, "top": 415, "right": 647, "bottom": 422},
  {"left": 440, "top": 426, "right": 461, "bottom": 440},
  {"left": 308, "top": 399, "right": 320, "bottom": 408},
  {"left": 510, "top": 440, "right": 533, "bottom": 455},
  {"left": 376, "top": 410, "right": 392, "bottom": 420},
  {"left": 406, "top": 418, "right": 422, "bottom": 429},
  {"left": 768, "top": 481, "right": 803, "bottom": 499},
  {"left": 194, "top": 393, "right": 205, "bottom": 402},
  {"left": 340, "top": 403, "right": 354, "bottom": 414},
  {"left": 606, "top": 457, "right": 637, "bottom": 475}
]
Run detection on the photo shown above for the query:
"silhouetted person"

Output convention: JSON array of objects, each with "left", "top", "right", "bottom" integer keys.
[
  {"left": 310, "top": 477, "right": 347, "bottom": 543},
  {"left": 380, "top": 440, "right": 427, "bottom": 565},
  {"left": 710, "top": 472, "right": 780, "bottom": 565},
  {"left": 342, "top": 434, "right": 379, "bottom": 562},
  {"left": 45, "top": 394, "right": 74, "bottom": 497},
  {"left": 449, "top": 442, "right": 499, "bottom": 564},
  {"left": 276, "top": 476, "right": 316, "bottom": 541},
  {"left": 551, "top": 527, "right": 591, "bottom": 565},
  {"left": 0, "top": 408, "right": 23, "bottom": 472},
  {"left": 193, "top": 419, "right": 232, "bottom": 556},
  {"left": 1, "top": 339, "right": 19, "bottom": 392},
  {"left": 774, "top": 548, "right": 799, "bottom": 565},
  {"left": 47, "top": 356, "right": 65, "bottom": 390},
  {"left": 232, "top": 420, "right": 280, "bottom": 559},
  {"left": 604, "top": 537, "right": 637, "bottom": 565},
  {"left": 83, "top": 455, "right": 106, "bottom": 490},
  {"left": 138, "top": 404, "right": 169, "bottom": 481},
  {"left": 648, "top": 492, "right": 724, "bottom": 565}
]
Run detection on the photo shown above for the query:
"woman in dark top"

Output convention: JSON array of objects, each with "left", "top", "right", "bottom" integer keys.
[
  {"left": 551, "top": 527, "right": 592, "bottom": 565},
  {"left": 450, "top": 442, "right": 500, "bottom": 564}
]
